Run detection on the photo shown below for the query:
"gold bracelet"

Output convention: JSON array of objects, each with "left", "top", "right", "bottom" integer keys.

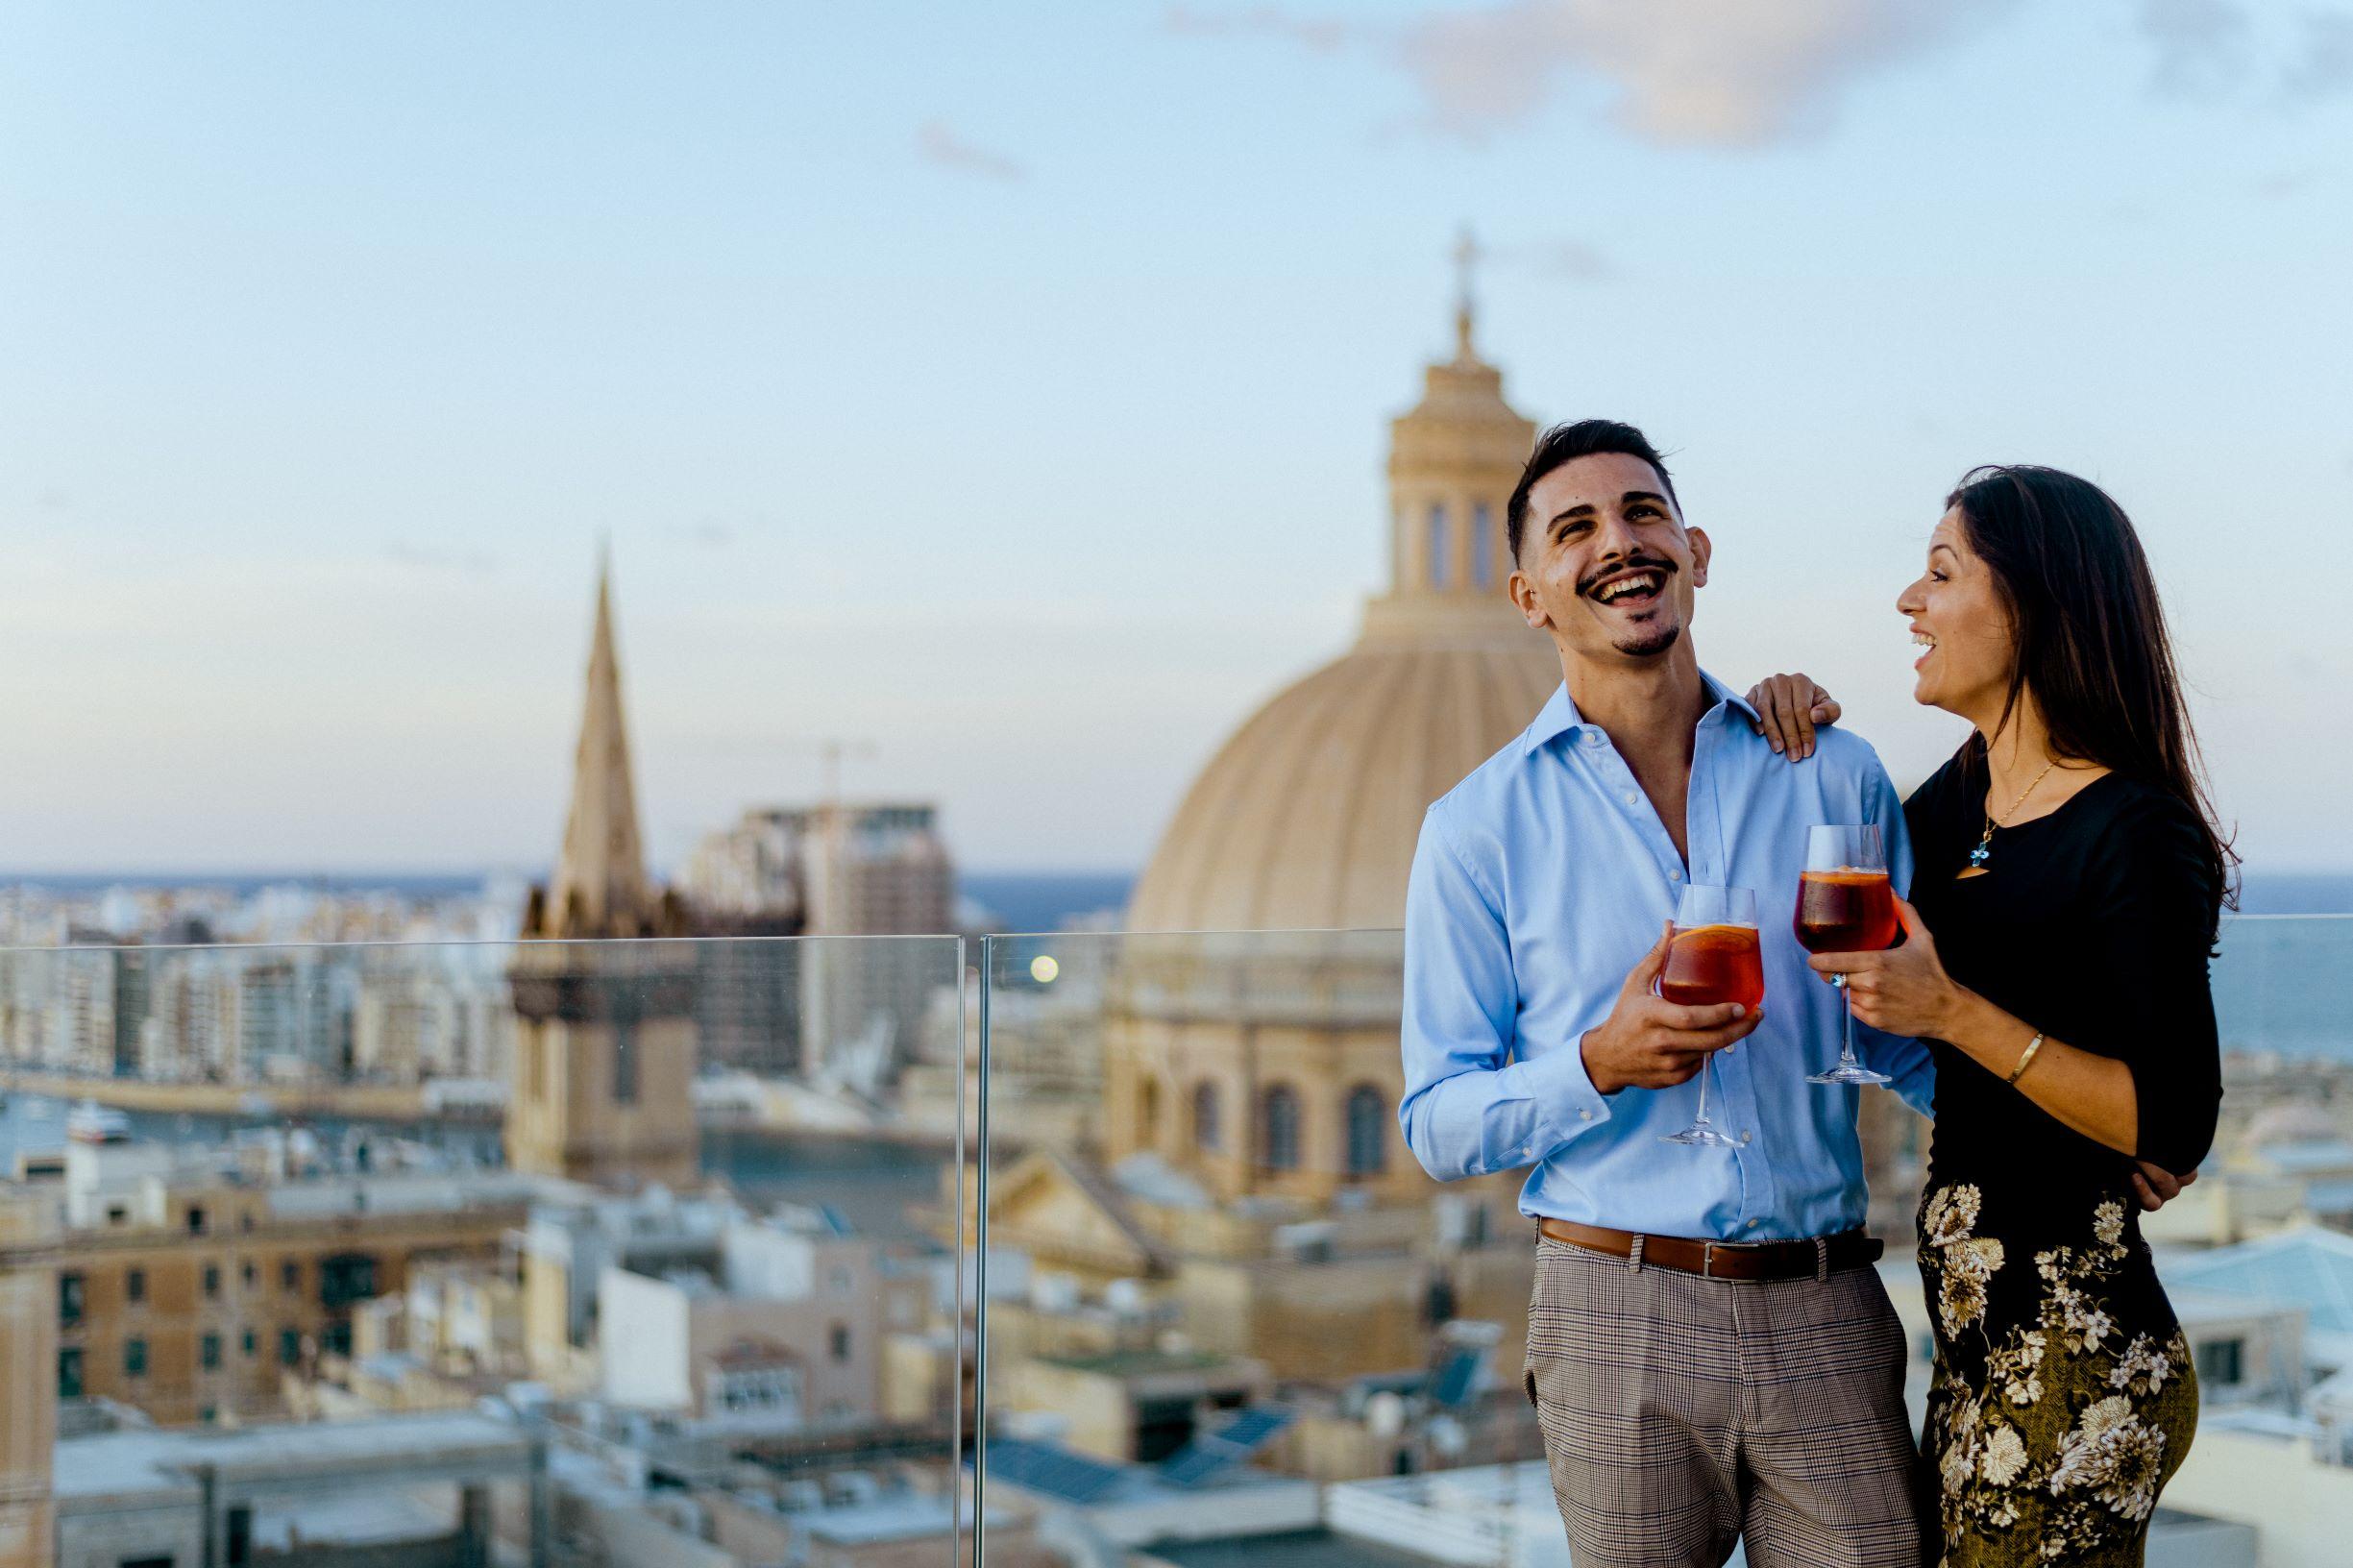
[{"left": 2006, "top": 1031, "right": 2046, "bottom": 1086}]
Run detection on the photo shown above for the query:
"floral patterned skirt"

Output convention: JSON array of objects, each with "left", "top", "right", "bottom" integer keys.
[{"left": 1917, "top": 1183, "right": 2200, "bottom": 1567}]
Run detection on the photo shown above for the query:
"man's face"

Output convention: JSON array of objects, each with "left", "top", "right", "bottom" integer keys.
[{"left": 1508, "top": 452, "right": 1709, "bottom": 663}]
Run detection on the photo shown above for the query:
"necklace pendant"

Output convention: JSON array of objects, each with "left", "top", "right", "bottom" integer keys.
[{"left": 1969, "top": 842, "right": 1991, "bottom": 868}]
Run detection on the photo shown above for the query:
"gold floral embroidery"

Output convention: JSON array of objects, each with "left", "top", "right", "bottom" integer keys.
[
  {"left": 2109, "top": 1333, "right": 2177, "bottom": 1398},
  {"left": 2048, "top": 1394, "right": 2169, "bottom": 1522},
  {"left": 1918, "top": 1183, "right": 2197, "bottom": 1563},
  {"left": 1979, "top": 1423, "right": 2028, "bottom": 1486},
  {"left": 1927, "top": 1184, "right": 2004, "bottom": 1335}
]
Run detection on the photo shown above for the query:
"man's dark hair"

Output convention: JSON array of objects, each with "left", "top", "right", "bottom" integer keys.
[{"left": 1506, "top": 419, "right": 1679, "bottom": 561}]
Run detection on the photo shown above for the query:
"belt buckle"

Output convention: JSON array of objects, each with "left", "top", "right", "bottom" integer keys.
[{"left": 1702, "top": 1240, "right": 1720, "bottom": 1277}]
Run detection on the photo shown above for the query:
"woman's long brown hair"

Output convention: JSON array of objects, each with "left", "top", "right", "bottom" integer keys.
[{"left": 1947, "top": 464, "right": 2238, "bottom": 934}]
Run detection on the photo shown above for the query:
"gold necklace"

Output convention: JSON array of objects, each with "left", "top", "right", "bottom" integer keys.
[{"left": 1968, "top": 757, "right": 2058, "bottom": 870}]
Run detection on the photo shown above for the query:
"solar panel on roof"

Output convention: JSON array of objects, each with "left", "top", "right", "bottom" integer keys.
[
  {"left": 980, "top": 1438, "right": 1129, "bottom": 1504},
  {"left": 1158, "top": 1405, "right": 1295, "bottom": 1487},
  {"left": 1431, "top": 1347, "right": 1486, "bottom": 1409},
  {"left": 1210, "top": 1408, "right": 1289, "bottom": 1447}
]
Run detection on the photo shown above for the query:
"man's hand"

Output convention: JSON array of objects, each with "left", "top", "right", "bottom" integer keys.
[
  {"left": 2131, "top": 1162, "right": 2197, "bottom": 1213},
  {"left": 1745, "top": 673, "right": 1839, "bottom": 760},
  {"left": 1581, "top": 924, "right": 1764, "bottom": 1094}
]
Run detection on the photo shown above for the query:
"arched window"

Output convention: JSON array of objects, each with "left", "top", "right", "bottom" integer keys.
[
  {"left": 1193, "top": 1082, "right": 1222, "bottom": 1152},
  {"left": 1426, "top": 502, "right": 1450, "bottom": 589},
  {"left": 1345, "top": 1085, "right": 1387, "bottom": 1177},
  {"left": 1471, "top": 503, "right": 1495, "bottom": 588},
  {"left": 1261, "top": 1085, "right": 1300, "bottom": 1172},
  {"left": 1139, "top": 1077, "right": 1162, "bottom": 1145}
]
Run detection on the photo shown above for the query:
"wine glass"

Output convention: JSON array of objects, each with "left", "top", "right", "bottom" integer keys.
[
  {"left": 1658, "top": 884, "right": 1763, "bottom": 1148},
  {"left": 1793, "top": 824, "right": 1899, "bottom": 1086}
]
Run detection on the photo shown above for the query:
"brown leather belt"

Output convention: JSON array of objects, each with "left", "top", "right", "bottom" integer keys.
[{"left": 1537, "top": 1217, "right": 1881, "bottom": 1281}]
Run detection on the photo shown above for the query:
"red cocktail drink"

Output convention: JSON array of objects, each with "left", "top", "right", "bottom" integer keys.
[
  {"left": 1794, "top": 870, "right": 1899, "bottom": 954},
  {"left": 1660, "top": 923, "right": 1765, "bottom": 1010}
]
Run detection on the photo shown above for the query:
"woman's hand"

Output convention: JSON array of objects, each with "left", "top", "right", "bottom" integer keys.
[
  {"left": 1807, "top": 896, "right": 1966, "bottom": 1039},
  {"left": 1745, "top": 673, "right": 1839, "bottom": 759}
]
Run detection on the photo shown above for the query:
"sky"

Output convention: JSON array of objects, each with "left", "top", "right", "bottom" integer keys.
[{"left": 3, "top": 1, "right": 2349, "bottom": 877}]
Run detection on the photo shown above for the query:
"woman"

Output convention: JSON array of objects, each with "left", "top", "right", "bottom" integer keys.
[{"left": 1807, "top": 466, "right": 2231, "bottom": 1566}]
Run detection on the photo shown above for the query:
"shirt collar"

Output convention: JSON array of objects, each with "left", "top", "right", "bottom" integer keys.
[{"left": 1520, "top": 669, "right": 1761, "bottom": 756}]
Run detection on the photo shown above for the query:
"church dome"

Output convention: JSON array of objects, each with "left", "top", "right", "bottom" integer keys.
[{"left": 1127, "top": 275, "right": 1557, "bottom": 932}]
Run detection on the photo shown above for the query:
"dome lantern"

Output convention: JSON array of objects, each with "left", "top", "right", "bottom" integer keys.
[
  {"left": 1125, "top": 266, "right": 1556, "bottom": 933},
  {"left": 1366, "top": 229, "right": 1539, "bottom": 646}
]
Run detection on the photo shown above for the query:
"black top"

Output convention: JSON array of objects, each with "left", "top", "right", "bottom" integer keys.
[{"left": 1905, "top": 755, "right": 2222, "bottom": 1215}]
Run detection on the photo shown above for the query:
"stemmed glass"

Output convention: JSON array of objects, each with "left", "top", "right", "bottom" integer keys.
[
  {"left": 1794, "top": 824, "right": 1899, "bottom": 1086},
  {"left": 1658, "top": 884, "right": 1764, "bottom": 1148}
]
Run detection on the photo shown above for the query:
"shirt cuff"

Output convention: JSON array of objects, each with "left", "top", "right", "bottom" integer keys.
[{"left": 1513, "top": 1033, "right": 1614, "bottom": 1162}]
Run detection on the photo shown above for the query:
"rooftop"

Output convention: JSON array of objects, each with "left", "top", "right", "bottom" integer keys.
[
  {"left": 1142, "top": 1527, "right": 1447, "bottom": 1568},
  {"left": 1038, "top": 1349, "right": 1231, "bottom": 1379},
  {"left": 2162, "top": 1224, "right": 2353, "bottom": 1348},
  {"left": 801, "top": 1495, "right": 994, "bottom": 1546},
  {"left": 57, "top": 1410, "right": 532, "bottom": 1503}
]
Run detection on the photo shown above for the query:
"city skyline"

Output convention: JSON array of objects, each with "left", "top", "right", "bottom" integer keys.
[{"left": 6, "top": 2, "right": 2350, "bottom": 877}]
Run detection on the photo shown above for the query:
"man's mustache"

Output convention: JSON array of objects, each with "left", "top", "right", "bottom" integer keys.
[{"left": 1576, "top": 554, "right": 1679, "bottom": 599}]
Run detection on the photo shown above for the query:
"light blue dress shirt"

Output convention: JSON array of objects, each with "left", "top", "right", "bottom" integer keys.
[{"left": 1399, "top": 672, "right": 1935, "bottom": 1241}]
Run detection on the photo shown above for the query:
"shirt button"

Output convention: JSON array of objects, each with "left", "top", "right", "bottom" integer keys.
[
  {"left": 1622, "top": 791, "right": 1640, "bottom": 808},
  {"left": 1667, "top": 869, "right": 1682, "bottom": 882},
  {"left": 1747, "top": 1219, "right": 1759, "bottom": 1229},
  {"left": 1582, "top": 732, "right": 1602, "bottom": 747},
  {"left": 1741, "top": 1132, "right": 1753, "bottom": 1145},
  {"left": 1723, "top": 1043, "right": 1734, "bottom": 1055},
  {"left": 1579, "top": 1109, "right": 1593, "bottom": 1121}
]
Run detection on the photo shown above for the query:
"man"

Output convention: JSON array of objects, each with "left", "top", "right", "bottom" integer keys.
[{"left": 1399, "top": 420, "right": 1932, "bottom": 1567}]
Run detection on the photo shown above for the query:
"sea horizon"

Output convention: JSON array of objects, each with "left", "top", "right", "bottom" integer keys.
[{"left": 4, "top": 865, "right": 2346, "bottom": 912}]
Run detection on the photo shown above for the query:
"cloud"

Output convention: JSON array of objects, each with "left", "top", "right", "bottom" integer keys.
[
  {"left": 1172, "top": 1, "right": 2020, "bottom": 147},
  {"left": 2282, "top": 9, "right": 2353, "bottom": 101},
  {"left": 1164, "top": 3, "right": 1360, "bottom": 52},
  {"left": 1497, "top": 237, "right": 1615, "bottom": 281},
  {"left": 2136, "top": 0, "right": 2253, "bottom": 97},
  {"left": 388, "top": 542, "right": 500, "bottom": 574},
  {"left": 2132, "top": 0, "right": 2353, "bottom": 103},
  {"left": 666, "top": 519, "right": 735, "bottom": 549},
  {"left": 917, "top": 120, "right": 1026, "bottom": 183}
]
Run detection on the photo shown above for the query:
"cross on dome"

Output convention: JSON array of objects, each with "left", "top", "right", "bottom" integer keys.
[{"left": 1452, "top": 225, "right": 1481, "bottom": 359}]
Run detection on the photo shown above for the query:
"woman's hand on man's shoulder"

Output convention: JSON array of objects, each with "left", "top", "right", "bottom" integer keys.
[{"left": 1745, "top": 673, "right": 1840, "bottom": 761}]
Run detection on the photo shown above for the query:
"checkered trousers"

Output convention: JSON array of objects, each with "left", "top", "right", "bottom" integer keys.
[{"left": 1522, "top": 1235, "right": 1931, "bottom": 1568}]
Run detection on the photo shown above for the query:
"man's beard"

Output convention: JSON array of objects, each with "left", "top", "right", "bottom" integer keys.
[
  {"left": 1612, "top": 620, "right": 1682, "bottom": 658},
  {"left": 1580, "top": 551, "right": 1683, "bottom": 659}
]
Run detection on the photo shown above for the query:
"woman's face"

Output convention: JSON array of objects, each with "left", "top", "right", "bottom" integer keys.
[{"left": 1897, "top": 507, "right": 2016, "bottom": 723}]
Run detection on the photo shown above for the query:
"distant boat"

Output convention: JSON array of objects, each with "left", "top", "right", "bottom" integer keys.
[{"left": 66, "top": 1101, "right": 132, "bottom": 1144}]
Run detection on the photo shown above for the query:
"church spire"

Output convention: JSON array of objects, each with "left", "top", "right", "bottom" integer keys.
[{"left": 546, "top": 553, "right": 652, "bottom": 935}]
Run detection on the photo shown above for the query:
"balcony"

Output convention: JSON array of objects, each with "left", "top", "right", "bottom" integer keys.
[{"left": 0, "top": 915, "right": 2341, "bottom": 1565}]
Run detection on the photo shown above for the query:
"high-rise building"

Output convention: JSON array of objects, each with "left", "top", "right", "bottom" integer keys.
[
  {"left": 136, "top": 952, "right": 235, "bottom": 1082},
  {"left": 799, "top": 802, "right": 955, "bottom": 1084},
  {"left": 678, "top": 807, "right": 806, "bottom": 1077},
  {"left": 505, "top": 559, "right": 700, "bottom": 1190},
  {"left": 680, "top": 800, "right": 955, "bottom": 1084},
  {"left": 51, "top": 936, "right": 152, "bottom": 1080}
]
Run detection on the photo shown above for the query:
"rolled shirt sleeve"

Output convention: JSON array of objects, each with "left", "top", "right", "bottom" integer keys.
[{"left": 1399, "top": 802, "right": 1614, "bottom": 1181}]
